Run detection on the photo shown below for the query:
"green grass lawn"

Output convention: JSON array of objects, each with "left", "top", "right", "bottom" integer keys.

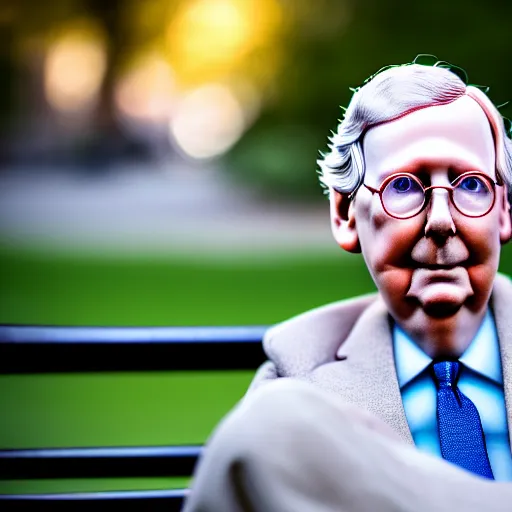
[
  {"left": 0, "top": 245, "right": 377, "bottom": 326},
  {"left": 0, "top": 244, "right": 376, "bottom": 494},
  {"left": 0, "top": 243, "right": 510, "bottom": 493}
]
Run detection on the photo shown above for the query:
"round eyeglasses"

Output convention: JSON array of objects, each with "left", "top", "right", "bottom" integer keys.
[{"left": 362, "top": 171, "right": 501, "bottom": 220}]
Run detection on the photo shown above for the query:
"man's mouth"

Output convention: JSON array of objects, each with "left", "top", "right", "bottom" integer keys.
[
  {"left": 406, "top": 266, "right": 473, "bottom": 317},
  {"left": 419, "top": 264, "right": 463, "bottom": 271},
  {"left": 419, "top": 267, "right": 461, "bottom": 281}
]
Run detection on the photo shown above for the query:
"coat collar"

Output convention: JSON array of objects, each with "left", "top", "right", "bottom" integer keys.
[
  {"left": 328, "top": 296, "right": 414, "bottom": 444},
  {"left": 491, "top": 273, "right": 512, "bottom": 447}
]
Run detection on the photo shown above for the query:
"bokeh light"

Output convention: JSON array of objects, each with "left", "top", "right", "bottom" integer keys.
[
  {"left": 170, "top": 83, "right": 246, "bottom": 159},
  {"left": 44, "top": 22, "right": 107, "bottom": 114},
  {"left": 115, "top": 52, "right": 176, "bottom": 123},
  {"left": 167, "top": 0, "right": 282, "bottom": 86}
]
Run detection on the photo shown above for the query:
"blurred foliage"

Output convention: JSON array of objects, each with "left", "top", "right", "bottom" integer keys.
[
  {"left": 228, "top": 0, "right": 512, "bottom": 200},
  {"left": 2, "top": 0, "right": 512, "bottom": 198}
]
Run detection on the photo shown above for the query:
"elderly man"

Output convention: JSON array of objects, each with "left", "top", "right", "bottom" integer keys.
[{"left": 183, "top": 60, "right": 512, "bottom": 511}]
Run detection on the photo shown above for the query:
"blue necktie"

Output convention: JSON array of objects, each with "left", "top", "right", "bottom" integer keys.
[{"left": 431, "top": 360, "right": 494, "bottom": 479}]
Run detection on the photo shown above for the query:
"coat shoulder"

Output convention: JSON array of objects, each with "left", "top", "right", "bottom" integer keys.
[{"left": 262, "top": 292, "right": 379, "bottom": 376}]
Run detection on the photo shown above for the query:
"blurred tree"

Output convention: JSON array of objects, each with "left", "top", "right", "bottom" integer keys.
[
  {"left": 0, "top": 9, "right": 15, "bottom": 164},
  {"left": 2, "top": 0, "right": 512, "bottom": 187},
  {"left": 2, "top": 0, "right": 179, "bottom": 168},
  {"left": 77, "top": 0, "right": 151, "bottom": 168},
  {"left": 1, "top": 0, "right": 80, "bottom": 166}
]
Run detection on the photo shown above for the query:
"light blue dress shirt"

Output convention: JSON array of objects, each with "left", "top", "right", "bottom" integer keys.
[{"left": 393, "top": 309, "right": 512, "bottom": 481}]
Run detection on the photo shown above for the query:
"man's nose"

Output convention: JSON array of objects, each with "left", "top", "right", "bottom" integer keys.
[{"left": 424, "top": 188, "right": 456, "bottom": 239}]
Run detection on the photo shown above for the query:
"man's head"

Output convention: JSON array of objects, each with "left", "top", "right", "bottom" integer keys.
[{"left": 319, "top": 62, "right": 512, "bottom": 358}]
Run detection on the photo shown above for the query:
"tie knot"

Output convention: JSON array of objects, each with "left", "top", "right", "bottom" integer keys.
[{"left": 432, "top": 360, "right": 460, "bottom": 388}]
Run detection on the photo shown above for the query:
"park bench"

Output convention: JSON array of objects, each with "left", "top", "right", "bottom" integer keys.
[{"left": 0, "top": 324, "right": 268, "bottom": 510}]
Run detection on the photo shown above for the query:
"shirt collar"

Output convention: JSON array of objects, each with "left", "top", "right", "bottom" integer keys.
[
  {"left": 393, "top": 309, "right": 502, "bottom": 388},
  {"left": 459, "top": 309, "right": 502, "bottom": 384}
]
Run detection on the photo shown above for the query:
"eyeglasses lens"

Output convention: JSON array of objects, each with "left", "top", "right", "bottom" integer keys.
[
  {"left": 382, "top": 176, "right": 424, "bottom": 217},
  {"left": 381, "top": 174, "right": 494, "bottom": 218},
  {"left": 453, "top": 175, "right": 493, "bottom": 215}
]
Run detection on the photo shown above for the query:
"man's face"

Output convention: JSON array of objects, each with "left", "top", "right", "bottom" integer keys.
[{"left": 333, "top": 96, "right": 511, "bottom": 357}]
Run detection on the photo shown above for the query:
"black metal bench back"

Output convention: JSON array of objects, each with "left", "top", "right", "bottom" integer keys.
[{"left": 0, "top": 325, "right": 268, "bottom": 510}]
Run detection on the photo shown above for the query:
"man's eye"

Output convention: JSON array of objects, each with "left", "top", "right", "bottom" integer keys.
[
  {"left": 459, "top": 176, "right": 485, "bottom": 193},
  {"left": 390, "top": 176, "right": 415, "bottom": 193}
]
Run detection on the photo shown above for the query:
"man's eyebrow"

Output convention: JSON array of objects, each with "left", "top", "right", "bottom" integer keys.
[{"left": 376, "top": 157, "right": 487, "bottom": 181}]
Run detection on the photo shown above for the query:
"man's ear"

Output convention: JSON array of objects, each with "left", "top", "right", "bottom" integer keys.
[
  {"left": 499, "top": 185, "right": 512, "bottom": 244},
  {"left": 330, "top": 188, "right": 361, "bottom": 253}
]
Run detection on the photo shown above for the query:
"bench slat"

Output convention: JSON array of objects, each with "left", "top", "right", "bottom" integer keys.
[
  {"left": 0, "top": 445, "right": 201, "bottom": 479},
  {"left": 0, "top": 325, "right": 262, "bottom": 507},
  {"left": 0, "top": 489, "right": 187, "bottom": 511},
  {"left": 0, "top": 325, "right": 268, "bottom": 373}
]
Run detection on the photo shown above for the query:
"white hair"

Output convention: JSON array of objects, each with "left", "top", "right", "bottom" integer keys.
[{"left": 318, "top": 64, "right": 512, "bottom": 205}]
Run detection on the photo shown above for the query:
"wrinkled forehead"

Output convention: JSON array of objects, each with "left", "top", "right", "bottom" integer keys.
[{"left": 362, "top": 95, "right": 496, "bottom": 182}]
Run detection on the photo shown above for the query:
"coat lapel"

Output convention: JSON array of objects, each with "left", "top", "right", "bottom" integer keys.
[
  {"left": 308, "top": 296, "right": 414, "bottom": 445},
  {"left": 492, "top": 274, "right": 512, "bottom": 447}
]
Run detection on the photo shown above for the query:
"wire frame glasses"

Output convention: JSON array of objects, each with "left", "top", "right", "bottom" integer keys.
[{"left": 363, "top": 172, "right": 501, "bottom": 220}]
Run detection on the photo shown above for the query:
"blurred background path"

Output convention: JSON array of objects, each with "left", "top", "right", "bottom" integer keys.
[{"left": 0, "top": 161, "right": 334, "bottom": 258}]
